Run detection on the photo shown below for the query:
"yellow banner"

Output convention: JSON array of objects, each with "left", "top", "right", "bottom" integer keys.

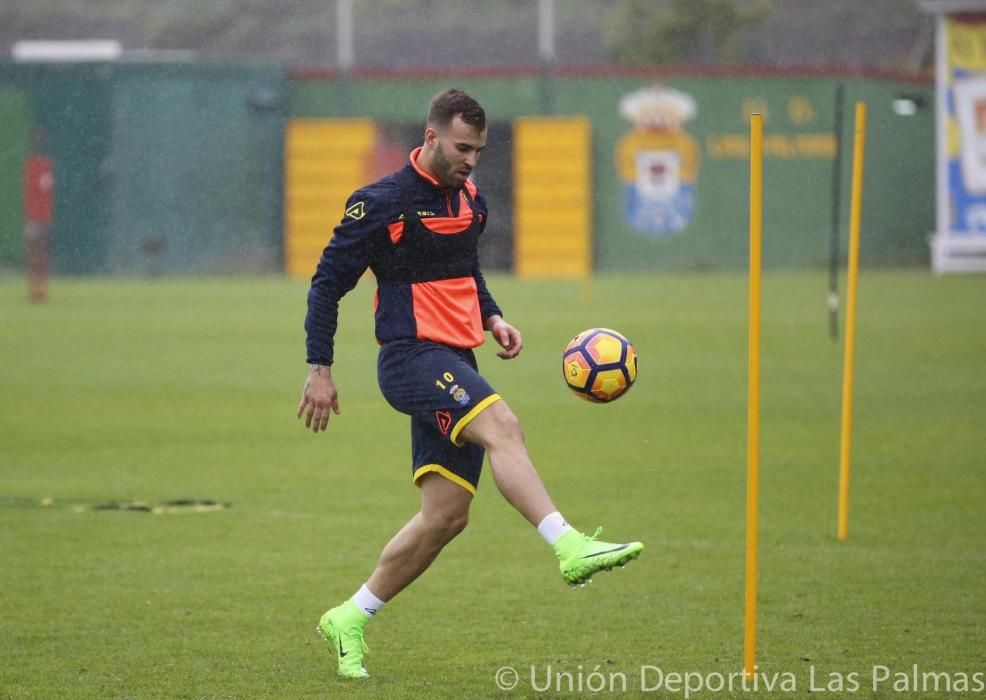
[{"left": 947, "top": 16, "right": 986, "bottom": 73}]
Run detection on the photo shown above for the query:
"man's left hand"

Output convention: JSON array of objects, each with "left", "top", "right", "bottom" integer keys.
[{"left": 487, "top": 315, "right": 523, "bottom": 359}]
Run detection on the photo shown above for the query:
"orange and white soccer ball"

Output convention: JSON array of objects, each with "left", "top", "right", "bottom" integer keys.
[{"left": 562, "top": 328, "right": 637, "bottom": 403}]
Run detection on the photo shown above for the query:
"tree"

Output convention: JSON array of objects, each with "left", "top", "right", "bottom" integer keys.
[{"left": 608, "top": 0, "right": 774, "bottom": 65}]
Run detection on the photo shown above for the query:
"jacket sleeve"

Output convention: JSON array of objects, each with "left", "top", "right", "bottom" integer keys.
[
  {"left": 305, "top": 188, "right": 386, "bottom": 365},
  {"left": 470, "top": 191, "right": 502, "bottom": 322},
  {"left": 474, "top": 257, "right": 502, "bottom": 323}
]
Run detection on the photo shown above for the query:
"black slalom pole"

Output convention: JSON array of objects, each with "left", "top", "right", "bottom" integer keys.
[{"left": 828, "top": 84, "right": 845, "bottom": 341}]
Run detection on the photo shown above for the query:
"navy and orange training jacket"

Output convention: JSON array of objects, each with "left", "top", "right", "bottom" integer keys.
[{"left": 305, "top": 148, "right": 502, "bottom": 366}]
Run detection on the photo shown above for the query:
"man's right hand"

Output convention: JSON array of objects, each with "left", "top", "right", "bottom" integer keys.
[{"left": 296, "top": 363, "right": 340, "bottom": 433}]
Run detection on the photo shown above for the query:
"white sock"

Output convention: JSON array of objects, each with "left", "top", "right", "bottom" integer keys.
[
  {"left": 351, "top": 584, "right": 386, "bottom": 619},
  {"left": 537, "top": 511, "right": 573, "bottom": 546}
]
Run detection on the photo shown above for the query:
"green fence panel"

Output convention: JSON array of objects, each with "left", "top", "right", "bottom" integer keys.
[
  {"left": 0, "top": 88, "right": 30, "bottom": 267},
  {"left": 105, "top": 63, "right": 286, "bottom": 275},
  {"left": 844, "top": 78, "right": 935, "bottom": 267},
  {"left": 39, "top": 70, "right": 114, "bottom": 275},
  {"left": 553, "top": 74, "right": 933, "bottom": 271},
  {"left": 0, "top": 60, "right": 286, "bottom": 276}
]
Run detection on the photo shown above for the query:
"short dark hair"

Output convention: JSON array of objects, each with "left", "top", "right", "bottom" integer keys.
[{"left": 427, "top": 88, "right": 486, "bottom": 131}]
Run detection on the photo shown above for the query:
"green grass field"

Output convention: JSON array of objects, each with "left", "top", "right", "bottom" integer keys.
[{"left": 1, "top": 271, "right": 984, "bottom": 699}]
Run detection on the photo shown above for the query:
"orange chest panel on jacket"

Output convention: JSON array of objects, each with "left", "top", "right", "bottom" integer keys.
[{"left": 371, "top": 169, "right": 486, "bottom": 348}]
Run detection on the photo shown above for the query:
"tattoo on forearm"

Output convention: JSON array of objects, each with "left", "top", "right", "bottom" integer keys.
[{"left": 310, "top": 363, "right": 328, "bottom": 375}]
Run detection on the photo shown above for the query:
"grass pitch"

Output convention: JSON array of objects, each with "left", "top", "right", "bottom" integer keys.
[{"left": 0, "top": 271, "right": 984, "bottom": 698}]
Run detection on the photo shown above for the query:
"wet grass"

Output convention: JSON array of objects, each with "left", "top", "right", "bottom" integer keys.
[{"left": 0, "top": 270, "right": 984, "bottom": 698}]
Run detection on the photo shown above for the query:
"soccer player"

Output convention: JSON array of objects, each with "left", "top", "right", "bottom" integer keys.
[{"left": 298, "top": 88, "right": 643, "bottom": 679}]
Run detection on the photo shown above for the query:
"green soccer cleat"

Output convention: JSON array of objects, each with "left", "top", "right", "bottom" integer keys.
[
  {"left": 554, "top": 527, "right": 644, "bottom": 586},
  {"left": 317, "top": 602, "right": 370, "bottom": 679}
]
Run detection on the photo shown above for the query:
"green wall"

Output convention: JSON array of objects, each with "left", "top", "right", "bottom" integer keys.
[
  {"left": 291, "top": 72, "right": 934, "bottom": 270},
  {"left": 105, "top": 64, "right": 285, "bottom": 275},
  {"left": 0, "top": 88, "right": 31, "bottom": 266},
  {"left": 0, "top": 63, "right": 931, "bottom": 276}
]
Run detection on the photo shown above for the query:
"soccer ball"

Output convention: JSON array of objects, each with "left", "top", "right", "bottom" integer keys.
[{"left": 562, "top": 328, "right": 637, "bottom": 403}]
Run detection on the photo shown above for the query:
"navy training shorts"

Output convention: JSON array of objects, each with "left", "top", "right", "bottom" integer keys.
[{"left": 377, "top": 339, "right": 501, "bottom": 495}]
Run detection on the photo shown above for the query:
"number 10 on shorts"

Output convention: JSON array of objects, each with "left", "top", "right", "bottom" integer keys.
[{"left": 435, "top": 372, "right": 455, "bottom": 390}]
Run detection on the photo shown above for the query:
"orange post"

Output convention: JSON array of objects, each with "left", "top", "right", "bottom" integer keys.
[
  {"left": 837, "top": 103, "right": 867, "bottom": 541},
  {"left": 743, "top": 113, "right": 763, "bottom": 678}
]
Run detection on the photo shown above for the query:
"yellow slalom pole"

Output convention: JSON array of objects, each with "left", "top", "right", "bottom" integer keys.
[
  {"left": 744, "top": 113, "right": 763, "bottom": 679},
  {"left": 837, "top": 102, "right": 867, "bottom": 542}
]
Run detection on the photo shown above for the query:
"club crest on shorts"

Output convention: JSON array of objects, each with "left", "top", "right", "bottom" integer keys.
[
  {"left": 435, "top": 410, "right": 452, "bottom": 435},
  {"left": 449, "top": 384, "right": 471, "bottom": 407}
]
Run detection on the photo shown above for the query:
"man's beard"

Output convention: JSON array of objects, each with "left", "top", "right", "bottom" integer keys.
[{"left": 431, "top": 143, "right": 460, "bottom": 189}]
